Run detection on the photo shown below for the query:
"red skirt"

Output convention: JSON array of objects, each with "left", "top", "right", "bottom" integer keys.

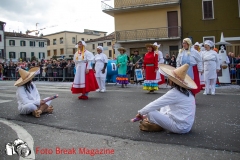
[
  {"left": 71, "top": 69, "right": 99, "bottom": 94},
  {"left": 191, "top": 65, "right": 201, "bottom": 96},
  {"left": 145, "top": 66, "right": 156, "bottom": 80},
  {"left": 158, "top": 74, "right": 165, "bottom": 85}
]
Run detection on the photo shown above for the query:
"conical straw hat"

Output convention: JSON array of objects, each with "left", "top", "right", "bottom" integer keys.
[
  {"left": 159, "top": 64, "right": 197, "bottom": 89},
  {"left": 14, "top": 67, "right": 40, "bottom": 87}
]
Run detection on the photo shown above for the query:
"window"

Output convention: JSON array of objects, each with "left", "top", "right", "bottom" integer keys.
[
  {"left": 54, "top": 49, "right": 57, "bottom": 56},
  {"left": 72, "top": 37, "right": 76, "bottom": 44},
  {"left": 107, "top": 42, "right": 111, "bottom": 46},
  {"left": 47, "top": 40, "right": 50, "bottom": 46},
  {"left": 202, "top": 0, "right": 214, "bottom": 19},
  {"left": 20, "top": 41, "right": 26, "bottom": 46},
  {"left": 60, "top": 48, "right": 64, "bottom": 55},
  {"left": 98, "top": 43, "right": 103, "bottom": 47},
  {"left": 109, "top": 50, "right": 112, "bottom": 57},
  {"left": 203, "top": 36, "right": 215, "bottom": 47},
  {"left": 0, "top": 34, "right": 2, "bottom": 42},
  {"left": 73, "top": 48, "right": 76, "bottom": 54},
  {"left": 60, "top": 38, "right": 63, "bottom": 44},
  {"left": 31, "top": 52, "right": 35, "bottom": 57},
  {"left": 53, "top": 39, "right": 56, "bottom": 45},
  {"left": 81, "top": 38, "right": 84, "bottom": 41},
  {"left": 20, "top": 52, "right": 26, "bottom": 58},
  {"left": 39, "top": 42, "right": 44, "bottom": 47},
  {"left": 48, "top": 50, "right": 51, "bottom": 57},
  {"left": 9, "top": 40, "right": 15, "bottom": 46},
  {"left": 92, "top": 44, "right": 95, "bottom": 49},
  {"left": 9, "top": 52, "right": 16, "bottom": 58},
  {"left": 30, "top": 41, "right": 35, "bottom": 47},
  {"left": 39, "top": 52, "right": 45, "bottom": 59},
  {"left": 0, "top": 25, "right": 3, "bottom": 30}
]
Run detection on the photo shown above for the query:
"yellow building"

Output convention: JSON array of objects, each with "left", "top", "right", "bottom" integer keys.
[
  {"left": 43, "top": 29, "right": 107, "bottom": 59},
  {"left": 102, "top": 0, "right": 181, "bottom": 57},
  {"left": 86, "top": 32, "right": 115, "bottom": 59}
]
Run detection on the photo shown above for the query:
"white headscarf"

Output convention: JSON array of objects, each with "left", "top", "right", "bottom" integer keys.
[
  {"left": 153, "top": 42, "right": 161, "bottom": 48},
  {"left": 204, "top": 40, "right": 214, "bottom": 47},
  {"left": 78, "top": 41, "right": 87, "bottom": 47},
  {"left": 97, "top": 46, "right": 104, "bottom": 52},
  {"left": 194, "top": 42, "right": 200, "bottom": 46}
]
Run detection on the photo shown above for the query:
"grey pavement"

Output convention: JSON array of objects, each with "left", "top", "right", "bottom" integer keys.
[{"left": 0, "top": 81, "right": 240, "bottom": 159}]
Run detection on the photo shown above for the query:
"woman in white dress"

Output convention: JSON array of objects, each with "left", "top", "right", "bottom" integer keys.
[
  {"left": 202, "top": 40, "right": 220, "bottom": 95},
  {"left": 153, "top": 42, "right": 165, "bottom": 87},
  {"left": 71, "top": 41, "right": 99, "bottom": 100},
  {"left": 134, "top": 64, "right": 197, "bottom": 134},
  {"left": 15, "top": 67, "right": 53, "bottom": 118},
  {"left": 176, "top": 38, "right": 203, "bottom": 96},
  {"left": 93, "top": 46, "right": 108, "bottom": 92}
]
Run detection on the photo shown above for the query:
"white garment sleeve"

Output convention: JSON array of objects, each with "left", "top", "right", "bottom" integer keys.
[
  {"left": 226, "top": 56, "right": 230, "bottom": 64},
  {"left": 176, "top": 53, "right": 181, "bottom": 68},
  {"left": 85, "top": 51, "right": 95, "bottom": 69},
  {"left": 192, "top": 50, "right": 203, "bottom": 72},
  {"left": 138, "top": 89, "right": 177, "bottom": 115},
  {"left": 17, "top": 87, "right": 40, "bottom": 106}
]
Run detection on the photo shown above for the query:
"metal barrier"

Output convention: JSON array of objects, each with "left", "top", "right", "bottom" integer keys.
[{"left": 1, "top": 66, "right": 240, "bottom": 85}]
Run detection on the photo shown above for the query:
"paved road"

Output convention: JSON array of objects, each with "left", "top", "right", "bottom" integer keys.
[{"left": 0, "top": 81, "right": 239, "bottom": 159}]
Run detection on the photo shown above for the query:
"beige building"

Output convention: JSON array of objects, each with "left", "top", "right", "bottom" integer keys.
[
  {"left": 102, "top": 0, "right": 181, "bottom": 57},
  {"left": 43, "top": 29, "right": 107, "bottom": 59},
  {"left": 86, "top": 32, "right": 115, "bottom": 58},
  {"left": 5, "top": 32, "right": 48, "bottom": 62}
]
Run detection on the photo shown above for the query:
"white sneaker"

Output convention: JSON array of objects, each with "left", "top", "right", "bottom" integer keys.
[
  {"left": 100, "top": 89, "right": 105, "bottom": 93},
  {"left": 96, "top": 89, "right": 100, "bottom": 92},
  {"left": 203, "top": 91, "right": 207, "bottom": 95},
  {"left": 211, "top": 92, "right": 215, "bottom": 95}
]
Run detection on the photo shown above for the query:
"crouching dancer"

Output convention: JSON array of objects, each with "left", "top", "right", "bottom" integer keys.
[
  {"left": 135, "top": 64, "right": 197, "bottom": 134},
  {"left": 15, "top": 67, "right": 54, "bottom": 118}
]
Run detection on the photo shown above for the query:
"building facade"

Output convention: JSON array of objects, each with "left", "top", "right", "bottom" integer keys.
[
  {"left": 86, "top": 32, "right": 115, "bottom": 58},
  {"left": 102, "top": 0, "right": 181, "bottom": 57},
  {"left": 43, "top": 30, "right": 107, "bottom": 59},
  {"left": 5, "top": 32, "right": 48, "bottom": 62},
  {"left": 182, "top": 0, "right": 240, "bottom": 55},
  {"left": 0, "top": 21, "right": 6, "bottom": 62}
]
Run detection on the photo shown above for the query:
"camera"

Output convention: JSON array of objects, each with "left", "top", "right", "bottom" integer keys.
[{"left": 5, "top": 139, "right": 31, "bottom": 158}]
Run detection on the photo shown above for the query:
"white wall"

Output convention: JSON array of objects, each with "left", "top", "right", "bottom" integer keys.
[{"left": 6, "top": 37, "right": 47, "bottom": 61}]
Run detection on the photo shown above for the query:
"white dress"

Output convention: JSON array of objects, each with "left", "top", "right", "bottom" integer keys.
[
  {"left": 94, "top": 53, "right": 108, "bottom": 78},
  {"left": 16, "top": 82, "right": 51, "bottom": 114},
  {"left": 156, "top": 50, "right": 164, "bottom": 82},
  {"left": 72, "top": 50, "right": 94, "bottom": 89},
  {"left": 138, "top": 88, "right": 196, "bottom": 134},
  {"left": 202, "top": 50, "right": 220, "bottom": 80}
]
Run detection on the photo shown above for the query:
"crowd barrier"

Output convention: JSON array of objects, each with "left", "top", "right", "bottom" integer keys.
[{"left": 1, "top": 65, "right": 240, "bottom": 85}]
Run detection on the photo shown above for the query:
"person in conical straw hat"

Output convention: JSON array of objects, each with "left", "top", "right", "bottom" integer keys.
[
  {"left": 134, "top": 64, "right": 197, "bottom": 133},
  {"left": 15, "top": 67, "right": 54, "bottom": 118}
]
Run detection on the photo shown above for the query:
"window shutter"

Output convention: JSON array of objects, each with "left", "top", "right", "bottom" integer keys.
[
  {"left": 203, "top": 1, "right": 213, "bottom": 19},
  {"left": 39, "top": 52, "right": 41, "bottom": 58}
]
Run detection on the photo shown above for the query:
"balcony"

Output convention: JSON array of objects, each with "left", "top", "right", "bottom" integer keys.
[
  {"left": 115, "top": 27, "right": 181, "bottom": 43},
  {"left": 102, "top": 0, "right": 180, "bottom": 16}
]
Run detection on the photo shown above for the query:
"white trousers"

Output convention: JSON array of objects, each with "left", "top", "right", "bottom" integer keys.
[
  {"left": 147, "top": 110, "right": 189, "bottom": 134},
  {"left": 204, "top": 78, "right": 216, "bottom": 94},
  {"left": 96, "top": 77, "right": 106, "bottom": 90},
  {"left": 18, "top": 98, "right": 52, "bottom": 114}
]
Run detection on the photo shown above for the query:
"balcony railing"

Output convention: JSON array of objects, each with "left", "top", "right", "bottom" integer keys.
[
  {"left": 101, "top": 0, "right": 179, "bottom": 11},
  {"left": 115, "top": 27, "right": 181, "bottom": 42}
]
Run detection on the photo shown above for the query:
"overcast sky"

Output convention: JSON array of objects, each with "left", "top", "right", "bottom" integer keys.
[{"left": 0, "top": 0, "right": 114, "bottom": 36}]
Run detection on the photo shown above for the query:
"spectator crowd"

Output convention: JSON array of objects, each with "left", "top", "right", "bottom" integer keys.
[{"left": 0, "top": 58, "right": 75, "bottom": 81}]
